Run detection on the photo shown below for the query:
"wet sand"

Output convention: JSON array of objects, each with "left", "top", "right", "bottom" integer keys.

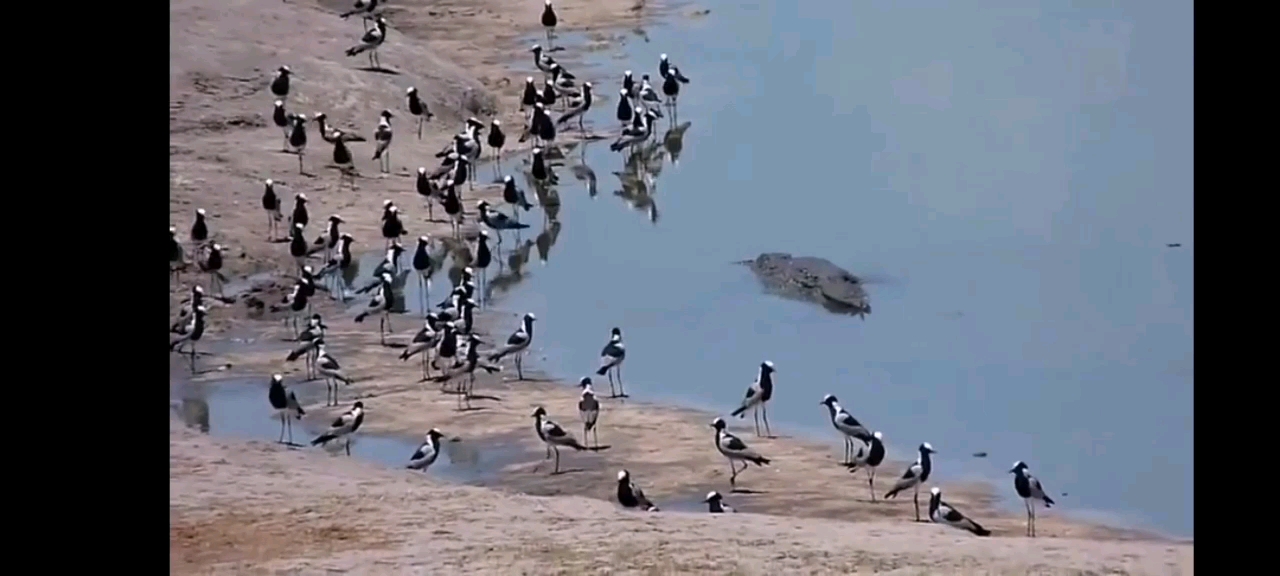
[{"left": 169, "top": 0, "right": 1193, "bottom": 572}]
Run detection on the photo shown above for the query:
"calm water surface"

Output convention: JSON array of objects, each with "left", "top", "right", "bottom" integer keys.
[{"left": 415, "top": 0, "right": 1192, "bottom": 537}]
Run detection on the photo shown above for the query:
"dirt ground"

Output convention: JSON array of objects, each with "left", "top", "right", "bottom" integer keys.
[{"left": 169, "top": 0, "right": 1193, "bottom": 573}]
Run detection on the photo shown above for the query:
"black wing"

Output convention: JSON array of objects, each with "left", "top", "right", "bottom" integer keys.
[
  {"left": 722, "top": 433, "right": 748, "bottom": 451},
  {"left": 410, "top": 442, "right": 431, "bottom": 461},
  {"left": 331, "top": 413, "right": 350, "bottom": 427},
  {"left": 321, "top": 355, "right": 342, "bottom": 370},
  {"left": 742, "top": 386, "right": 759, "bottom": 400},
  {"left": 835, "top": 412, "right": 861, "bottom": 428},
  {"left": 942, "top": 506, "right": 966, "bottom": 523},
  {"left": 901, "top": 463, "right": 921, "bottom": 480},
  {"left": 507, "top": 329, "right": 529, "bottom": 346},
  {"left": 544, "top": 421, "right": 568, "bottom": 438}
]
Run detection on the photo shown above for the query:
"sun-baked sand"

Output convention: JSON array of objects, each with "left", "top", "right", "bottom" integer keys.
[{"left": 170, "top": 0, "right": 1193, "bottom": 573}]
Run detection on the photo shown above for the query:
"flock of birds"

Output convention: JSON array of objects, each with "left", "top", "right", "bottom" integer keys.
[{"left": 169, "top": 0, "right": 1058, "bottom": 539}]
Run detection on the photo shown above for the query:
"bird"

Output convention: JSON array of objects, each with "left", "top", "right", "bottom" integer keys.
[
  {"left": 1011, "top": 461, "right": 1056, "bottom": 537},
  {"left": 529, "top": 45, "right": 555, "bottom": 78},
  {"left": 488, "top": 313, "right": 536, "bottom": 380},
  {"left": 578, "top": 377, "right": 600, "bottom": 448},
  {"left": 346, "top": 16, "right": 388, "bottom": 70},
  {"left": 616, "top": 469, "right": 659, "bottom": 511},
  {"left": 270, "top": 66, "right": 292, "bottom": 101},
  {"left": 406, "top": 87, "right": 433, "bottom": 139},
  {"left": 400, "top": 314, "right": 441, "bottom": 378},
  {"left": 313, "top": 113, "right": 369, "bottom": 144},
  {"left": 884, "top": 442, "right": 937, "bottom": 522},
  {"left": 285, "top": 314, "right": 327, "bottom": 380},
  {"left": 287, "top": 113, "right": 308, "bottom": 173},
  {"left": 661, "top": 68, "right": 683, "bottom": 117},
  {"left": 703, "top": 491, "right": 736, "bottom": 513},
  {"left": 290, "top": 192, "right": 310, "bottom": 232},
  {"left": 710, "top": 417, "right": 771, "bottom": 489},
  {"left": 595, "top": 327, "right": 627, "bottom": 398},
  {"left": 267, "top": 374, "right": 305, "bottom": 445},
  {"left": 820, "top": 394, "right": 873, "bottom": 464},
  {"left": 639, "top": 74, "right": 663, "bottom": 105},
  {"left": 261, "top": 179, "right": 284, "bottom": 240},
  {"left": 169, "top": 227, "right": 188, "bottom": 281},
  {"left": 609, "top": 107, "right": 657, "bottom": 152},
  {"left": 381, "top": 204, "right": 406, "bottom": 249},
  {"left": 415, "top": 167, "right": 440, "bottom": 221},
  {"left": 339, "top": 0, "right": 382, "bottom": 30},
  {"left": 473, "top": 231, "right": 493, "bottom": 304},
  {"left": 622, "top": 70, "right": 636, "bottom": 98},
  {"left": 615, "top": 88, "right": 633, "bottom": 128},
  {"left": 406, "top": 428, "right": 447, "bottom": 471},
  {"left": 312, "top": 214, "right": 345, "bottom": 263},
  {"left": 288, "top": 223, "right": 311, "bottom": 274},
  {"left": 411, "top": 236, "right": 436, "bottom": 314},
  {"left": 172, "top": 285, "right": 205, "bottom": 333},
  {"left": 330, "top": 129, "right": 357, "bottom": 188},
  {"left": 372, "top": 109, "right": 394, "bottom": 173},
  {"left": 530, "top": 147, "right": 559, "bottom": 186},
  {"left": 477, "top": 200, "right": 530, "bottom": 245},
  {"left": 846, "top": 431, "right": 886, "bottom": 502},
  {"left": 521, "top": 76, "right": 539, "bottom": 111},
  {"left": 541, "top": 0, "right": 558, "bottom": 48},
  {"left": 660, "top": 55, "right": 690, "bottom": 84},
  {"left": 442, "top": 184, "right": 464, "bottom": 238},
  {"left": 502, "top": 176, "right": 534, "bottom": 221},
  {"left": 280, "top": 280, "right": 312, "bottom": 339},
  {"left": 531, "top": 406, "right": 587, "bottom": 474},
  {"left": 487, "top": 119, "right": 506, "bottom": 173},
  {"left": 314, "top": 340, "right": 354, "bottom": 406},
  {"left": 929, "top": 487, "right": 991, "bottom": 536},
  {"left": 198, "top": 243, "right": 227, "bottom": 297},
  {"left": 311, "top": 401, "right": 365, "bottom": 456},
  {"left": 556, "top": 82, "right": 594, "bottom": 132},
  {"left": 354, "top": 272, "right": 396, "bottom": 345},
  {"left": 730, "top": 361, "right": 776, "bottom": 437},
  {"left": 169, "top": 306, "right": 208, "bottom": 374},
  {"left": 272, "top": 101, "right": 292, "bottom": 150},
  {"left": 190, "top": 208, "right": 210, "bottom": 247}
]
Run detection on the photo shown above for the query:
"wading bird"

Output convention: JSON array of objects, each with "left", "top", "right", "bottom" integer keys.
[
  {"left": 578, "top": 378, "right": 600, "bottom": 448},
  {"left": 846, "top": 431, "right": 886, "bottom": 501},
  {"left": 596, "top": 327, "right": 627, "bottom": 397},
  {"left": 267, "top": 374, "right": 305, "bottom": 444},
  {"left": 488, "top": 313, "right": 536, "bottom": 380},
  {"left": 929, "top": 487, "right": 991, "bottom": 536},
  {"left": 820, "top": 394, "right": 872, "bottom": 464},
  {"left": 730, "top": 361, "right": 776, "bottom": 437},
  {"left": 406, "top": 428, "right": 446, "bottom": 472},
  {"left": 314, "top": 340, "right": 354, "bottom": 406},
  {"left": 1011, "top": 461, "right": 1056, "bottom": 537},
  {"left": 884, "top": 442, "right": 937, "bottom": 522},
  {"left": 532, "top": 406, "right": 587, "bottom": 474},
  {"left": 711, "top": 417, "right": 771, "bottom": 490},
  {"left": 311, "top": 401, "right": 364, "bottom": 456},
  {"left": 704, "top": 491, "right": 735, "bottom": 513},
  {"left": 616, "top": 469, "right": 659, "bottom": 511},
  {"left": 345, "top": 16, "right": 388, "bottom": 70}
]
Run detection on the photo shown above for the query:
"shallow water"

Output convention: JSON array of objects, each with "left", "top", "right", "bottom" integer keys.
[
  {"left": 170, "top": 376, "right": 528, "bottom": 485},
  {"left": 471, "top": 0, "right": 1192, "bottom": 537}
]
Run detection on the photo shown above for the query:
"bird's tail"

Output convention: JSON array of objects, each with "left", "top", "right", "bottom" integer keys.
[
  {"left": 567, "top": 438, "right": 588, "bottom": 451},
  {"left": 399, "top": 343, "right": 426, "bottom": 361},
  {"left": 1043, "top": 495, "right": 1055, "bottom": 508},
  {"left": 286, "top": 346, "right": 309, "bottom": 362},
  {"left": 595, "top": 365, "right": 610, "bottom": 376},
  {"left": 481, "top": 364, "right": 502, "bottom": 374},
  {"left": 169, "top": 336, "right": 189, "bottom": 351},
  {"left": 354, "top": 311, "right": 369, "bottom": 322},
  {"left": 730, "top": 405, "right": 747, "bottom": 418},
  {"left": 334, "top": 373, "right": 354, "bottom": 385},
  {"left": 346, "top": 45, "right": 370, "bottom": 57},
  {"left": 311, "top": 433, "right": 336, "bottom": 446},
  {"left": 969, "top": 522, "right": 991, "bottom": 537},
  {"left": 288, "top": 392, "right": 305, "bottom": 418},
  {"left": 750, "top": 455, "right": 771, "bottom": 466},
  {"left": 884, "top": 487, "right": 902, "bottom": 499},
  {"left": 487, "top": 349, "right": 510, "bottom": 362}
]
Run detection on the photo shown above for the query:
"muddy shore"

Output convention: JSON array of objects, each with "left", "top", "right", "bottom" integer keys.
[{"left": 170, "top": 0, "right": 1193, "bottom": 572}]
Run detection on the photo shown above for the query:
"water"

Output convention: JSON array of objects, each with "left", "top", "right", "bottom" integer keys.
[
  {"left": 472, "top": 0, "right": 1191, "bottom": 537},
  {"left": 170, "top": 377, "right": 529, "bottom": 484}
]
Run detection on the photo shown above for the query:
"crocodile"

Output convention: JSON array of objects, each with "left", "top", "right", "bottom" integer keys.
[{"left": 737, "top": 253, "right": 871, "bottom": 318}]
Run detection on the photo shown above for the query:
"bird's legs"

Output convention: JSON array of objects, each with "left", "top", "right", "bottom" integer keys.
[
  {"left": 189, "top": 342, "right": 197, "bottom": 374},
  {"left": 592, "top": 426, "right": 599, "bottom": 449},
  {"left": 752, "top": 406, "right": 761, "bottom": 437},
  {"left": 345, "top": 437, "right": 352, "bottom": 456},
  {"left": 417, "top": 117, "right": 424, "bottom": 139},
  {"left": 278, "top": 414, "right": 287, "bottom": 443},
  {"left": 298, "top": 150, "right": 305, "bottom": 174},
  {"left": 286, "top": 417, "right": 294, "bottom": 445},
  {"left": 913, "top": 485, "right": 922, "bottom": 522},
  {"left": 762, "top": 403, "right": 773, "bottom": 437},
  {"left": 516, "top": 354, "right": 524, "bottom": 380},
  {"left": 379, "top": 316, "right": 387, "bottom": 345},
  {"left": 616, "top": 365, "right": 626, "bottom": 397},
  {"left": 552, "top": 445, "right": 561, "bottom": 474},
  {"left": 607, "top": 369, "right": 617, "bottom": 398},
  {"left": 545, "top": 442, "right": 552, "bottom": 460},
  {"left": 868, "top": 469, "right": 877, "bottom": 502}
]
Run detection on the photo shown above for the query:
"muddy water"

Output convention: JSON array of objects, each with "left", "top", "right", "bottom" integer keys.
[{"left": 481, "top": 2, "right": 1194, "bottom": 537}]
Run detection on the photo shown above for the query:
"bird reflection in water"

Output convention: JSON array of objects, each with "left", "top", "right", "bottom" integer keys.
[
  {"left": 663, "top": 121, "right": 691, "bottom": 166},
  {"left": 176, "top": 397, "right": 211, "bottom": 433},
  {"left": 614, "top": 144, "right": 662, "bottom": 225},
  {"left": 487, "top": 239, "right": 535, "bottom": 299},
  {"left": 535, "top": 219, "right": 562, "bottom": 266}
]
